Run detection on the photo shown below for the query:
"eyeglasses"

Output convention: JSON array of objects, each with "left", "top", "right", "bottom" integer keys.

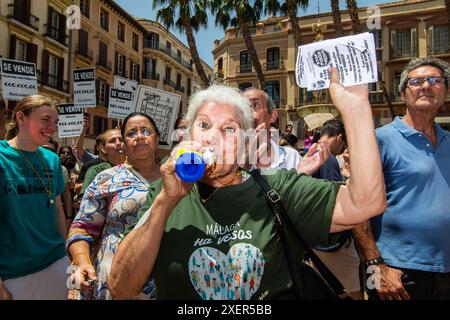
[
  {"left": 125, "top": 128, "right": 155, "bottom": 139},
  {"left": 60, "top": 151, "right": 71, "bottom": 155},
  {"left": 407, "top": 76, "right": 448, "bottom": 88}
]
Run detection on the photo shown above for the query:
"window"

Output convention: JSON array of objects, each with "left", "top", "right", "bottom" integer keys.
[
  {"left": 80, "top": 0, "right": 90, "bottom": 18},
  {"left": 429, "top": 25, "right": 450, "bottom": 55},
  {"left": 176, "top": 73, "right": 181, "bottom": 87},
  {"left": 266, "top": 47, "right": 280, "bottom": 70},
  {"left": 148, "top": 32, "right": 159, "bottom": 49},
  {"left": 117, "top": 22, "right": 125, "bottom": 42},
  {"left": 240, "top": 51, "right": 251, "bottom": 72},
  {"left": 165, "top": 66, "right": 171, "bottom": 81},
  {"left": 239, "top": 82, "right": 253, "bottom": 91},
  {"left": 166, "top": 41, "right": 171, "bottom": 54},
  {"left": 98, "top": 80, "right": 107, "bottom": 105},
  {"left": 187, "top": 78, "right": 192, "bottom": 96},
  {"left": 218, "top": 57, "right": 223, "bottom": 71},
  {"left": 131, "top": 62, "right": 139, "bottom": 81},
  {"left": 50, "top": 10, "right": 59, "bottom": 39},
  {"left": 266, "top": 81, "right": 280, "bottom": 106},
  {"left": 132, "top": 33, "right": 139, "bottom": 51},
  {"left": 94, "top": 116, "right": 108, "bottom": 136},
  {"left": 48, "top": 54, "right": 59, "bottom": 87},
  {"left": 177, "top": 49, "right": 182, "bottom": 62},
  {"left": 117, "top": 53, "right": 125, "bottom": 76},
  {"left": 100, "top": 9, "right": 109, "bottom": 31},
  {"left": 98, "top": 41, "right": 108, "bottom": 69},
  {"left": 391, "top": 28, "right": 417, "bottom": 58},
  {"left": 16, "top": 40, "right": 27, "bottom": 61},
  {"left": 145, "top": 58, "right": 157, "bottom": 78}
]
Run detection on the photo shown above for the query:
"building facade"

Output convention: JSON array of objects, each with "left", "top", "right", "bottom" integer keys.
[
  {"left": 140, "top": 19, "right": 213, "bottom": 115},
  {"left": 212, "top": 0, "right": 450, "bottom": 136},
  {"left": 0, "top": 0, "right": 213, "bottom": 149},
  {"left": 0, "top": 0, "right": 72, "bottom": 118}
]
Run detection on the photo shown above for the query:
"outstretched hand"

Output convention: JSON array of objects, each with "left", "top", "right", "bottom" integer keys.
[
  {"left": 328, "top": 67, "right": 369, "bottom": 113},
  {"left": 297, "top": 142, "right": 330, "bottom": 175}
]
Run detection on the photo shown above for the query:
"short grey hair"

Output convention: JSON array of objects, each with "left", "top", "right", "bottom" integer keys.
[
  {"left": 242, "top": 87, "right": 276, "bottom": 114},
  {"left": 186, "top": 85, "right": 254, "bottom": 131},
  {"left": 398, "top": 57, "right": 450, "bottom": 93}
]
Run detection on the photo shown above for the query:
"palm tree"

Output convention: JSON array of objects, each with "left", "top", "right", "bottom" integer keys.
[
  {"left": 346, "top": 0, "right": 362, "bottom": 34},
  {"left": 212, "top": 0, "right": 267, "bottom": 89},
  {"left": 331, "top": 0, "right": 344, "bottom": 36},
  {"left": 153, "top": 0, "right": 210, "bottom": 88},
  {"left": 265, "top": 0, "right": 309, "bottom": 48}
]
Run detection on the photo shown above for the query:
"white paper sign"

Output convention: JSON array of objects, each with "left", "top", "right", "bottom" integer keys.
[
  {"left": 0, "top": 58, "right": 38, "bottom": 101},
  {"left": 135, "top": 85, "right": 181, "bottom": 150},
  {"left": 57, "top": 104, "right": 83, "bottom": 138},
  {"left": 296, "top": 32, "right": 378, "bottom": 91},
  {"left": 108, "top": 88, "right": 134, "bottom": 119},
  {"left": 73, "top": 68, "right": 96, "bottom": 107},
  {"left": 114, "top": 76, "right": 138, "bottom": 100}
]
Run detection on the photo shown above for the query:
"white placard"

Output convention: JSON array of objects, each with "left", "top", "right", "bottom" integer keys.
[
  {"left": 0, "top": 58, "right": 38, "bottom": 101},
  {"left": 296, "top": 32, "right": 378, "bottom": 91},
  {"left": 108, "top": 88, "right": 134, "bottom": 119},
  {"left": 114, "top": 75, "right": 138, "bottom": 100},
  {"left": 135, "top": 85, "right": 181, "bottom": 150},
  {"left": 57, "top": 104, "right": 84, "bottom": 138},
  {"left": 73, "top": 68, "right": 96, "bottom": 107}
]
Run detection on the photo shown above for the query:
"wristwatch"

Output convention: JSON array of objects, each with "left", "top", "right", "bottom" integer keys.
[{"left": 365, "top": 256, "right": 385, "bottom": 267}]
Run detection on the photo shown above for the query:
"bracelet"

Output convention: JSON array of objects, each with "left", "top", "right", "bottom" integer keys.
[
  {"left": 71, "top": 252, "right": 92, "bottom": 266},
  {"left": 365, "top": 256, "right": 384, "bottom": 267}
]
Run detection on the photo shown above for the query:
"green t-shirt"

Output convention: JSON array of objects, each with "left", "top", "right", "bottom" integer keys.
[
  {"left": 127, "top": 169, "right": 341, "bottom": 300},
  {"left": 80, "top": 161, "right": 112, "bottom": 194},
  {"left": 0, "top": 140, "right": 66, "bottom": 280}
]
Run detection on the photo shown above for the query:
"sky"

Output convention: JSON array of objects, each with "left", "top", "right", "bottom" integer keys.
[{"left": 115, "top": 0, "right": 397, "bottom": 67}]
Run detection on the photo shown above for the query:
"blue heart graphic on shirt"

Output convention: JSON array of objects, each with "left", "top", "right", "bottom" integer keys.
[{"left": 188, "top": 243, "right": 265, "bottom": 300}]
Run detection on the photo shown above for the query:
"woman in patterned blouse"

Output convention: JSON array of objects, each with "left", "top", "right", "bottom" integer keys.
[{"left": 66, "top": 112, "right": 162, "bottom": 299}]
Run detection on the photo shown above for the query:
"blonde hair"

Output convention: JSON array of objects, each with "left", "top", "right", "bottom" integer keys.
[{"left": 5, "top": 95, "right": 57, "bottom": 140}]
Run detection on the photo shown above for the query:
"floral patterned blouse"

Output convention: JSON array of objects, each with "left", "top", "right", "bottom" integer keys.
[{"left": 66, "top": 164, "right": 155, "bottom": 300}]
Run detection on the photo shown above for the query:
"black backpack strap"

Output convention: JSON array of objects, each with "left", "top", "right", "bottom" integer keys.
[{"left": 249, "top": 169, "right": 347, "bottom": 298}]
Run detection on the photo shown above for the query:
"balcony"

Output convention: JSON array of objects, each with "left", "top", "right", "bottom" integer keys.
[
  {"left": 96, "top": 56, "right": 112, "bottom": 71},
  {"left": 142, "top": 72, "right": 160, "bottom": 81},
  {"left": 263, "top": 60, "right": 284, "bottom": 71},
  {"left": 44, "top": 25, "right": 67, "bottom": 46},
  {"left": 7, "top": 3, "right": 39, "bottom": 32},
  {"left": 237, "top": 63, "right": 252, "bottom": 73},
  {"left": 75, "top": 46, "right": 93, "bottom": 61},
  {"left": 38, "top": 70, "right": 69, "bottom": 93},
  {"left": 143, "top": 40, "right": 193, "bottom": 71},
  {"left": 163, "top": 78, "right": 177, "bottom": 89}
]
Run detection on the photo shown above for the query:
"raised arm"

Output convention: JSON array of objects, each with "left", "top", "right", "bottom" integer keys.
[{"left": 327, "top": 68, "right": 386, "bottom": 232}]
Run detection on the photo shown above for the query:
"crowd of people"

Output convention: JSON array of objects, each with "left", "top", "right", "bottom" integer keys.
[{"left": 0, "top": 57, "right": 449, "bottom": 300}]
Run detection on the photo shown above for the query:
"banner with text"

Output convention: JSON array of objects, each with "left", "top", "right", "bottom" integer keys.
[
  {"left": 0, "top": 58, "right": 38, "bottom": 101},
  {"left": 107, "top": 88, "right": 134, "bottom": 119},
  {"left": 73, "top": 68, "right": 96, "bottom": 107},
  {"left": 58, "top": 104, "right": 84, "bottom": 138}
]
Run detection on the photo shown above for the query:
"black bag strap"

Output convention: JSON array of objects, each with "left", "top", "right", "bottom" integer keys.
[{"left": 249, "top": 169, "right": 347, "bottom": 298}]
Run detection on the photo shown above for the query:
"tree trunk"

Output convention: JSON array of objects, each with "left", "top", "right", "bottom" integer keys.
[
  {"left": 287, "top": 0, "right": 301, "bottom": 48},
  {"left": 346, "top": 0, "right": 362, "bottom": 34},
  {"left": 446, "top": 0, "right": 450, "bottom": 26},
  {"left": 331, "top": 0, "right": 344, "bottom": 36},
  {"left": 185, "top": 16, "right": 210, "bottom": 88},
  {"left": 238, "top": 11, "right": 266, "bottom": 90}
]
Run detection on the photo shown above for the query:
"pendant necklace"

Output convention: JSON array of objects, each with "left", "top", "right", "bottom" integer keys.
[{"left": 12, "top": 139, "right": 54, "bottom": 207}]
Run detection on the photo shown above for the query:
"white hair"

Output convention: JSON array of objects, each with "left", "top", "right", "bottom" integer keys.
[{"left": 186, "top": 85, "right": 253, "bottom": 131}]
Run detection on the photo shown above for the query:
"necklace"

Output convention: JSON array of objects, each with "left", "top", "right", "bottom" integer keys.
[
  {"left": 197, "top": 169, "right": 243, "bottom": 203},
  {"left": 12, "top": 139, "right": 54, "bottom": 207}
]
